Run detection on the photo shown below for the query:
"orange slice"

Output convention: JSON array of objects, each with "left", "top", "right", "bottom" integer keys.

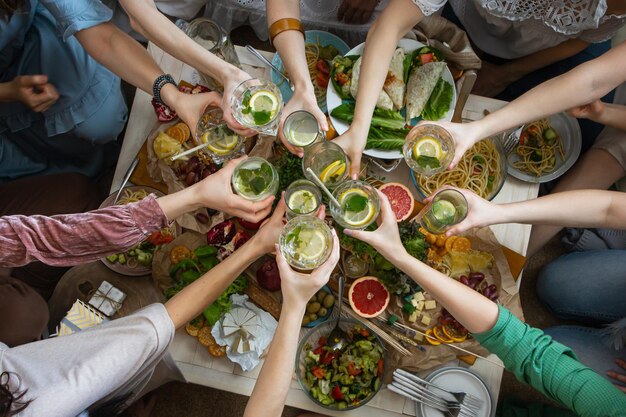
[
  {"left": 166, "top": 123, "right": 191, "bottom": 144},
  {"left": 424, "top": 328, "right": 441, "bottom": 345},
  {"left": 432, "top": 326, "right": 453, "bottom": 343},
  {"left": 442, "top": 324, "right": 469, "bottom": 343},
  {"left": 452, "top": 237, "right": 472, "bottom": 252}
]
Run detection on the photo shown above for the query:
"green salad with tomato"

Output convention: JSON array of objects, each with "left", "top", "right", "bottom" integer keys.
[{"left": 302, "top": 326, "right": 384, "bottom": 409}]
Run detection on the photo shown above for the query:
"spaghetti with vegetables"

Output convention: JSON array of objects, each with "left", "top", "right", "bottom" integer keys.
[
  {"left": 417, "top": 139, "right": 503, "bottom": 200},
  {"left": 512, "top": 119, "right": 565, "bottom": 176}
]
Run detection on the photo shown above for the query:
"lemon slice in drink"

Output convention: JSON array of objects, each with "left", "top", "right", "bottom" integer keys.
[
  {"left": 296, "top": 229, "right": 327, "bottom": 261},
  {"left": 249, "top": 90, "right": 279, "bottom": 119},
  {"left": 412, "top": 136, "right": 443, "bottom": 159},
  {"left": 288, "top": 189, "right": 318, "bottom": 214},
  {"left": 203, "top": 131, "right": 239, "bottom": 156},
  {"left": 338, "top": 188, "right": 376, "bottom": 227},
  {"left": 319, "top": 160, "right": 346, "bottom": 184}
]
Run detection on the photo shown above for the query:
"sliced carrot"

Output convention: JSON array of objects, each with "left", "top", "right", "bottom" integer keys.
[{"left": 452, "top": 237, "right": 472, "bottom": 252}]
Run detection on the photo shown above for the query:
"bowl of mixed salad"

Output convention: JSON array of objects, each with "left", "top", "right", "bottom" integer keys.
[{"left": 296, "top": 318, "right": 385, "bottom": 410}]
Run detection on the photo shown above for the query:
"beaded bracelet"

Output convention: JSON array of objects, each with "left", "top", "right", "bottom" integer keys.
[{"left": 153, "top": 74, "right": 177, "bottom": 104}]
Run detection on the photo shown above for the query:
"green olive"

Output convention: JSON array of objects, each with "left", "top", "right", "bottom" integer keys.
[
  {"left": 318, "top": 307, "right": 328, "bottom": 317},
  {"left": 323, "top": 294, "right": 335, "bottom": 308},
  {"left": 302, "top": 316, "right": 311, "bottom": 325},
  {"left": 309, "top": 313, "right": 318, "bottom": 321},
  {"left": 307, "top": 301, "right": 321, "bottom": 314},
  {"left": 317, "top": 290, "right": 328, "bottom": 302}
]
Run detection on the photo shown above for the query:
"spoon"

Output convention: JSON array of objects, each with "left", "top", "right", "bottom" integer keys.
[{"left": 327, "top": 273, "right": 349, "bottom": 350}]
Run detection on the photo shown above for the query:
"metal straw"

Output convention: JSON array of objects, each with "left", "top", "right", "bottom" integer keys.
[
  {"left": 170, "top": 142, "right": 210, "bottom": 161},
  {"left": 305, "top": 167, "right": 342, "bottom": 211}
]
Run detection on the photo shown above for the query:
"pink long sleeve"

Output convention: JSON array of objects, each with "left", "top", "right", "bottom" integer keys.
[{"left": 0, "top": 195, "right": 169, "bottom": 267}]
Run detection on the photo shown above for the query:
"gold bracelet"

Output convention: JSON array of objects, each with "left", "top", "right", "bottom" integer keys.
[{"left": 269, "top": 18, "right": 305, "bottom": 44}]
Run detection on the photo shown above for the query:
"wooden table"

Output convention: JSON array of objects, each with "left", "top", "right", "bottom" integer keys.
[{"left": 113, "top": 44, "right": 539, "bottom": 417}]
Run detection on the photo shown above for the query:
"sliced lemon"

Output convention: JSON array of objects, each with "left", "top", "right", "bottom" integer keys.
[
  {"left": 287, "top": 189, "right": 318, "bottom": 214},
  {"left": 249, "top": 90, "right": 279, "bottom": 117},
  {"left": 296, "top": 229, "right": 327, "bottom": 261},
  {"left": 412, "top": 136, "right": 443, "bottom": 159},
  {"left": 338, "top": 188, "right": 376, "bottom": 227},
  {"left": 338, "top": 188, "right": 368, "bottom": 204},
  {"left": 319, "top": 160, "right": 346, "bottom": 184},
  {"left": 203, "top": 131, "right": 239, "bottom": 156}
]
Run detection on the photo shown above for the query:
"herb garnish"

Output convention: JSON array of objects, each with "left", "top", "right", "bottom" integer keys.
[
  {"left": 416, "top": 155, "right": 441, "bottom": 169},
  {"left": 344, "top": 194, "right": 368, "bottom": 212}
]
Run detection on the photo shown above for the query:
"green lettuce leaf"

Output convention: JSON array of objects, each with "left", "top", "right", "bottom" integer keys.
[{"left": 421, "top": 78, "right": 453, "bottom": 121}]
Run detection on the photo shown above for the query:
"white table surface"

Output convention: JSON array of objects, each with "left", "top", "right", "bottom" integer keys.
[{"left": 114, "top": 44, "right": 539, "bottom": 417}]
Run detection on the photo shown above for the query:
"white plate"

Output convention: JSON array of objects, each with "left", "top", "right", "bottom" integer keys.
[
  {"left": 506, "top": 112, "right": 581, "bottom": 183},
  {"left": 415, "top": 367, "right": 494, "bottom": 417},
  {"left": 326, "top": 38, "right": 457, "bottom": 160}
]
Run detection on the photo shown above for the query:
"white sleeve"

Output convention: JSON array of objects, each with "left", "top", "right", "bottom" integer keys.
[
  {"left": 411, "top": 0, "right": 448, "bottom": 16},
  {"left": 0, "top": 304, "right": 174, "bottom": 417}
]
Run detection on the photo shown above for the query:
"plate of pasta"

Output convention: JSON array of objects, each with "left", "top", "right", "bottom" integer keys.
[
  {"left": 410, "top": 137, "right": 507, "bottom": 201},
  {"left": 270, "top": 30, "right": 350, "bottom": 113},
  {"left": 506, "top": 113, "right": 581, "bottom": 183},
  {"left": 99, "top": 186, "right": 180, "bottom": 276}
]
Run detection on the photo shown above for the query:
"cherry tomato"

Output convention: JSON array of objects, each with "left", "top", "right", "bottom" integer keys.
[
  {"left": 311, "top": 366, "right": 326, "bottom": 379},
  {"left": 347, "top": 362, "right": 362, "bottom": 376},
  {"left": 335, "top": 72, "right": 349, "bottom": 86},
  {"left": 316, "top": 59, "right": 330, "bottom": 75},
  {"left": 331, "top": 385, "right": 344, "bottom": 400},
  {"left": 316, "top": 72, "right": 329, "bottom": 89}
]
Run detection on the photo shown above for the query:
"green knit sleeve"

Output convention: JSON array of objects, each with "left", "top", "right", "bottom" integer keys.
[{"left": 473, "top": 306, "right": 626, "bottom": 417}]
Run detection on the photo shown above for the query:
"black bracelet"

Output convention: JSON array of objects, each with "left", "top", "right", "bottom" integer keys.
[{"left": 153, "top": 74, "right": 177, "bottom": 104}]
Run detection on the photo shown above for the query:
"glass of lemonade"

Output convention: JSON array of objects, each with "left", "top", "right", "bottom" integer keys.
[
  {"left": 330, "top": 180, "right": 380, "bottom": 230},
  {"left": 231, "top": 157, "right": 279, "bottom": 201},
  {"left": 302, "top": 141, "right": 350, "bottom": 189},
  {"left": 416, "top": 189, "right": 468, "bottom": 234},
  {"left": 403, "top": 124, "right": 455, "bottom": 176},
  {"left": 284, "top": 179, "right": 322, "bottom": 219},
  {"left": 283, "top": 110, "right": 324, "bottom": 149},
  {"left": 230, "top": 79, "right": 283, "bottom": 135},
  {"left": 279, "top": 216, "right": 333, "bottom": 271},
  {"left": 195, "top": 107, "right": 245, "bottom": 163}
]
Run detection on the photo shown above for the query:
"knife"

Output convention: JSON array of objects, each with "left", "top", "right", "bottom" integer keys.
[{"left": 113, "top": 156, "right": 139, "bottom": 204}]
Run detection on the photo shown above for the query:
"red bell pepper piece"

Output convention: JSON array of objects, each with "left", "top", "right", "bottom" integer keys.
[
  {"left": 347, "top": 362, "right": 362, "bottom": 376},
  {"left": 311, "top": 366, "right": 326, "bottom": 379}
]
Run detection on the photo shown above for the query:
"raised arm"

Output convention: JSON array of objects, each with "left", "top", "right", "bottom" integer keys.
[
  {"left": 346, "top": 193, "right": 626, "bottom": 416},
  {"left": 334, "top": 0, "right": 427, "bottom": 178},
  {"left": 0, "top": 156, "right": 273, "bottom": 268},
  {"left": 244, "top": 228, "right": 340, "bottom": 417},
  {"left": 267, "top": 0, "right": 328, "bottom": 156},
  {"left": 118, "top": 0, "right": 254, "bottom": 136},
  {"left": 439, "top": 40, "right": 626, "bottom": 167},
  {"left": 433, "top": 187, "right": 626, "bottom": 236}
]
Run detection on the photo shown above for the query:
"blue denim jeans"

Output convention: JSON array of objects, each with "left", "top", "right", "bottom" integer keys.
[
  {"left": 544, "top": 325, "right": 625, "bottom": 387},
  {"left": 538, "top": 250, "right": 626, "bottom": 385},
  {"left": 537, "top": 250, "right": 626, "bottom": 324}
]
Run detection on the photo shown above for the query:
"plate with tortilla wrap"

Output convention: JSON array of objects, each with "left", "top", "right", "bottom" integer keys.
[{"left": 327, "top": 39, "right": 457, "bottom": 160}]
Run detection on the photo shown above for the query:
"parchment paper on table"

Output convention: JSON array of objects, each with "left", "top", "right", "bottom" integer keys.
[{"left": 212, "top": 294, "right": 278, "bottom": 372}]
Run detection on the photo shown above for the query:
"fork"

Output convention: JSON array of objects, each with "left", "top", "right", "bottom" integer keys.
[
  {"left": 393, "top": 373, "right": 479, "bottom": 416},
  {"left": 501, "top": 126, "right": 523, "bottom": 154},
  {"left": 390, "top": 378, "right": 477, "bottom": 417},
  {"left": 396, "top": 369, "right": 484, "bottom": 411}
]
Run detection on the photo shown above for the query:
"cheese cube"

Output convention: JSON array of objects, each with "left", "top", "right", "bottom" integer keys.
[
  {"left": 415, "top": 301, "right": 425, "bottom": 312},
  {"left": 413, "top": 292, "right": 425, "bottom": 302},
  {"left": 413, "top": 332, "right": 424, "bottom": 342},
  {"left": 411, "top": 299, "right": 419, "bottom": 307},
  {"left": 421, "top": 314, "right": 431, "bottom": 326},
  {"left": 408, "top": 311, "right": 419, "bottom": 323},
  {"left": 424, "top": 300, "right": 437, "bottom": 310}
]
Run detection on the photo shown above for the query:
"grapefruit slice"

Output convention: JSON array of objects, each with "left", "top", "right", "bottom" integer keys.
[
  {"left": 348, "top": 276, "right": 390, "bottom": 318},
  {"left": 378, "top": 183, "right": 415, "bottom": 222}
]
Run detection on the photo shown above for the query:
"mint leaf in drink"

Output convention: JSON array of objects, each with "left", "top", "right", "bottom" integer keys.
[
  {"left": 252, "top": 110, "right": 271, "bottom": 125},
  {"left": 344, "top": 194, "right": 368, "bottom": 212},
  {"left": 286, "top": 226, "right": 302, "bottom": 246},
  {"left": 260, "top": 162, "right": 273, "bottom": 178},
  {"left": 250, "top": 176, "right": 268, "bottom": 195},
  {"left": 416, "top": 155, "right": 440, "bottom": 169},
  {"left": 242, "top": 90, "right": 252, "bottom": 107},
  {"left": 238, "top": 168, "right": 254, "bottom": 182}
]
